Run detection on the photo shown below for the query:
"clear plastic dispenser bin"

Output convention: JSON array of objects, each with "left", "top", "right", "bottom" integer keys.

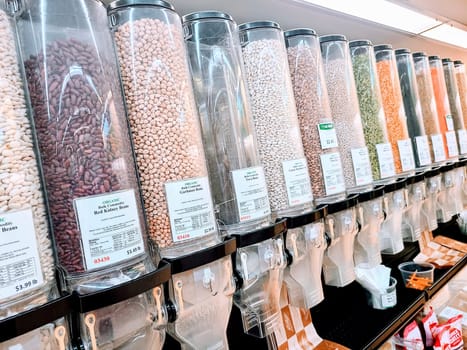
[
  {"left": 230, "top": 221, "right": 287, "bottom": 338},
  {"left": 238, "top": 21, "right": 314, "bottom": 218},
  {"left": 350, "top": 40, "right": 396, "bottom": 184},
  {"left": 322, "top": 194, "right": 359, "bottom": 287},
  {"left": 74, "top": 261, "right": 171, "bottom": 350},
  {"left": 454, "top": 60, "right": 467, "bottom": 141},
  {"left": 282, "top": 205, "right": 328, "bottom": 309},
  {"left": 163, "top": 239, "right": 236, "bottom": 350},
  {"left": 182, "top": 11, "right": 272, "bottom": 235},
  {"left": 374, "top": 44, "right": 416, "bottom": 178},
  {"left": 402, "top": 172, "right": 426, "bottom": 242},
  {"left": 443, "top": 58, "right": 465, "bottom": 156},
  {"left": 0, "top": 1, "right": 58, "bottom": 318},
  {"left": 379, "top": 178, "right": 408, "bottom": 255},
  {"left": 413, "top": 52, "right": 446, "bottom": 166},
  {"left": 424, "top": 168, "right": 442, "bottom": 232},
  {"left": 1, "top": 318, "right": 70, "bottom": 350},
  {"left": 395, "top": 49, "right": 433, "bottom": 170},
  {"left": 354, "top": 186, "right": 385, "bottom": 267},
  {"left": 107, "top": 0, "right": 220, "bottom": 258},
  {"left": 0, "top": 292, "right": 73, "bottom": 350},
  {"left": 437, "top": 163, "right": 457, "bottom": 223},
  {"left": 429, "top": 56, "right": 459, "bottom": 161},
  {"left": 284, "top": 28, "right": 346, "bottom": 204},
  {"left": 15, "top": 0, "right": 153, "bottom": 291},
  {"left": 320, "top": 34, "right": 373, "bottom": 194}
]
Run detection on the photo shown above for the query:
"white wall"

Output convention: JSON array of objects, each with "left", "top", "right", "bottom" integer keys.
[{"left": 166, "top": 0, "right": 467, "bottom": 62}]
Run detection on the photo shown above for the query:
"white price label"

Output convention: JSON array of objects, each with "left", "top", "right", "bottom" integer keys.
[
  {"left": 317, "top": 122, "right": 338, "bottom": 150},
  {"left": 351, "top": 147, "right": 373, "bottom": 186},
  {"left": 231, "top": 166, "right": 271, "bottom": 223},
  {"left": 431, "top": 134, "right": 446, "bottom": 162},
  {"left": 445, "top": 131, "right": 459, "bottom": 157},
  {"left": 446, "top": 115, "right": 455, "bottom": 131},
  {"left": 415, "top": 136, "right": 432, "bottom": 166},
  {"left": 376, "top": 143, "right": 396, "bottom": 178},
  {"left": 457, "top": 129, "right": 467, "bottom": 155},
  {"left": 282, "top": 158, "right": 314, "bottom": 207},
  {"left": 165, "top": 177, "right": 217, "bottom": 243},
  {"left": 397, "top": 139, "right": 416, "bottom": 172},
  {"left": 0, "top": 209, "right": 44, "bottom": 300},
  {"left": 74, "top": 189, "right": 145, "bottom": 270},
  {"left": 381, "top": 290, "right": 397, "bottom": 308},
  {"left": 320, "top": 152, "right": 346, "bottom": 195}
]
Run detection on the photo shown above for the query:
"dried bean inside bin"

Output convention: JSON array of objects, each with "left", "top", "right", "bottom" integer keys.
[
  {"left": 114, "top": 18, "right": 207, "bottom": 248},
  {"left": 0, "top": 11, "right": 54, "bottom": 288},
  {"left": 24, "top": 39, "right": 138, "bottom": 273},
  {"left": 242, "top": 38, "right": 307, "bottom": 213},
  {"left": 287, "top": 45, "right": 340, "bottom": 199}
]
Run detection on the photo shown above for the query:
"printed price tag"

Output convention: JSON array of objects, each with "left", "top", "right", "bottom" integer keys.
[
  {"left": 431, "top": 134, "right": 446, "bottom": 162},
  {"left": 351, "top": 147, "right": 373, "bottom": 186},
  {"left": 74, "top": 189, "right": 145, "bottom": 270},
  {"left": 317, "top": 122, "right": 338, "bottom": 150},
  {"left": 457, "top": 129, "right": 467, "bottom": 155},
  {"left": 0, "top": 209, "right": 44, "bottom": 300},
  {"left": 381, "top": 290, "right": 397, "bottom": 308},
  {"left": 446, "top": 131, "right": 459, "bottom": 157},
  {"left": 165, "top": 177, "right": 216, "bottom": 243},
  {"left": 376, "top": 143, "right": 396, "bottom": 178},
  {"left": 282, "top": 158, "right": 314, "bottom": 207},
  {"left": 446, "top": 115, "right": 454, "bottom": 131},
  {"left": 232, "top": 166, "right": 271, "bottom": 223},
  {"left": 415, "top": 136, "right": 431, "bottom": 166},
  {"left": 320, "top": 152, "right": 345, "bottom": 195},
  {"left": 397, "top": 139, "right": 416, "bottom": 172}
]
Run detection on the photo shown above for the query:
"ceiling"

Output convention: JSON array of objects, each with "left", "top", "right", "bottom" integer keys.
[{"left": 101, "top": 0, "right": 467, "bottom": 61}]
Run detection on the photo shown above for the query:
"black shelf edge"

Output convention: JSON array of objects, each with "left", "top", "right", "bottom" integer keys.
[
  {"left": 229, "top": 219, "right": 287, "bottom": 248},
  {"left": 73, "top": 260, "right": 171, "bottom": 313},
  {"left": 363, "top": 295, "right": 426, "bottom": 350},
  {"left": 162, "top": 237, "right": 237, "bottom": 274},
  {"left": 284, "top": 205, "right": 328, "bottom": 229},
  {"left": 0, "top": 293, "right": 73, "bottom": 342}
]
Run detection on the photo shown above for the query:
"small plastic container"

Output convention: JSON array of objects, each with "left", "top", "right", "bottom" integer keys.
[
  {"left": 424, "top": 167, "right": 442, "bottom": 232},
  {"left": 239, "top": 21, "right": 314, "bottom": 218},
  {"left": 402, "top": 172, "right": 426, "bottom": 242},
  {"left": 15, "top": 0, "right": 152, "bottom": 288},
  {"left": 350, "top": 40, "right": 395, "bottom": 183},
  {"left": 323, "top": 195, "right": 359, "bottom": 287},
  {"left": 413, "top": 52, "right": 446, "bottom": 165},
  {"left": 284, "top": 206, "right": 327, "bottom": 309},
  {"left": 365, "top": 276, "right": 397, "bottom": 310},
  {"left": 80, "top": 290, "right": 166, "bottom": 349},
  {"left": 374, "top": 44, "right": 416, "bottom": 177},
  {"left": 395, "top": 49, "right": 432, "bottom": 170},
  {"left": 285, "top": 28, "right": 346, "bottom": 203},
  {"left": 429, "top": 56, "right": 459, "bottom": 160},
  {"left": 108, "top": 0, "right": 220, "bottom": 258},
  {"left": 452, "top": 160, "right": 466, "bottom": 214},
  {"left": 166, "top": 253, "right": 235, "bottom": 349},
  {"left": 0, "top": 3, "right": 57, "bottom": 317},
  {"left": 454, "top": 60, "right": 467, "bottom": 138},
  {"left": 380, "top": 178, "right": 407, "bottom": 255},
  {"left": 320, "top": 34, "right": 373, "bottom": 193},
  {"left": 0, "top": 318, "right": 70, "bottom": 350},
  {"left": 398, "top": 261, "right": 434, "bottom": 290},
  {"left": 354, "top": 186, "right": 385, "bottom": 267},
  {"left": 182, "top": 11, "right": 272, "bottom": 235}
]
